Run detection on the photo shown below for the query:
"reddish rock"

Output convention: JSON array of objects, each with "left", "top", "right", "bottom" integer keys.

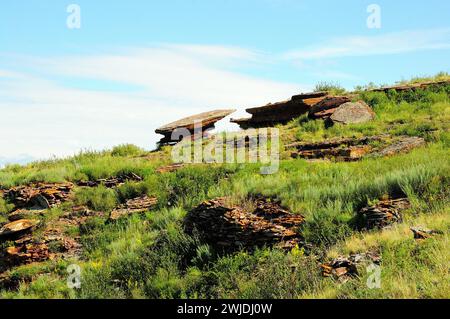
[
  {"left": 288, "top": 135, "right": 425, "bottom": 162},
  {"left": 8, "top": 209, "right": 45, "bottom": 222},
  {"left": 288, "top": 136, "right": 383, "bottom": 162}
]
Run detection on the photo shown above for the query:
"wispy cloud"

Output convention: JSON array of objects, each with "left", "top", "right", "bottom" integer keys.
[
  {"left": 0, "top": 45, "right": 306, "bottom": 162},
  {"left": 284, "top": 28, "right": 450, "bottom": 60}
]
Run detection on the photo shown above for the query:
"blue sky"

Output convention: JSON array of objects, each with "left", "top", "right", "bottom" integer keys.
[{"left": 1, "top": 0, "right": 449, "bottom": 165}]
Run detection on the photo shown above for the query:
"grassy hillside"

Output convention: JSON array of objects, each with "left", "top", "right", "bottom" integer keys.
[{"left": 0, "top": 75, "right": 449, "bottom": 299}]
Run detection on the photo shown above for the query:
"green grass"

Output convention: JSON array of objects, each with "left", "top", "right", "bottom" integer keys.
[{"left": 0, "top": 76, "right": 449, "bottom": 299}]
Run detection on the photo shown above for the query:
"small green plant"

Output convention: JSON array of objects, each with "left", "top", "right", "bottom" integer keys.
[{"left": 314, "top": 81, "right": 346, "bottom": 95}]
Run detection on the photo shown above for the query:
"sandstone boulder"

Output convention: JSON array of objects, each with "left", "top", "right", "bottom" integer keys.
[{"left": 330, "top": 101, "right": 375, "bottom": 124}]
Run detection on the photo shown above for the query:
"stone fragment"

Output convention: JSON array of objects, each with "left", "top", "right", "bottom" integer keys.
[{"left": 368, "top": 79, "right": 450, "bottom": 93}]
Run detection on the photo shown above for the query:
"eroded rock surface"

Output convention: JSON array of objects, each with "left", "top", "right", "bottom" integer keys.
[{"left": 110, "top": 195, "right": 158, "bottom": 220}]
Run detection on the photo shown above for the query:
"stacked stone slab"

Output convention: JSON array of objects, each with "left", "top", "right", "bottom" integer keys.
[
  {"left": 155, "top": 109, "right": 236, "bottom": 146},
  {"left": 231, "top": 92, "right": 328, "bottom": 129},
  {"left": 359, "top": 198, "right": 411, "bottom": 230},
  {"left": 184, "top": 197, "right": 305, "bottom": 252}
]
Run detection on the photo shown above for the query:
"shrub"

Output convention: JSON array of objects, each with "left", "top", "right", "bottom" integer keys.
[
  {"left": 314, "top": 81, "right": 346, "bottom": 95},
  {"left": 74, "top": 186, "right": 118, "bottom": 212},
  {"left": 111, "top": 144, "right": 146, "bottom": 157}
]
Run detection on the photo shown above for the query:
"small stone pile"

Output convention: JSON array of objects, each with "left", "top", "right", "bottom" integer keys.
[
  {"left": 109, "top": 195, "right": 158, "bottom": 220},
  {"left": 184, "top": 197, "right": 305, "bottom": 252},
  {"left": 359, "top": 198, "right": 411, "bottom": 230},
  {"left": 5, "top": 182, "right": 74, "bottom": 209}
]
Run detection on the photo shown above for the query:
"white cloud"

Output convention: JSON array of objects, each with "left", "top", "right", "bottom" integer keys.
[
  {"left": 0, "top": 45, "right": 307, "bottom": 162},
  {"left": 284, "top": 28, "right": 450, "bottom": 60}
]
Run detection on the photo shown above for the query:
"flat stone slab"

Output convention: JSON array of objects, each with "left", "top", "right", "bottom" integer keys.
[
  {"left": 0, "top": 219, "right": 40, "bottom": 239},
  {"left": 155, "top": 109, "right": 236, "bottom": 135}
]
